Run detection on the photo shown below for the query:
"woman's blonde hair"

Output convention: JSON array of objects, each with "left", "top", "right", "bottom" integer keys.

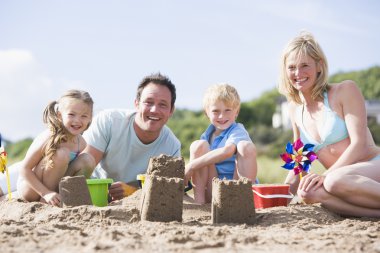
[
  {"left": 278, "top": 31, "right": 329, "bottom": 104},
  {"left": 43, "top": 89, "right": 93, "bottom": 168},
  {"left": 202, "top": 83, "right": 241, "bottom": 112}
]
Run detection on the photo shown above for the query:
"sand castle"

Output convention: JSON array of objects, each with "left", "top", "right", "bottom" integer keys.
[
  {"left": 211, "top": 177, "right": 256, "bottom": 224},
  {"left": 59, "top": 175, "right": 92, "bottom": 207},
  {"left": 140, "top": 154, "right": 185, "bottom": 222},
  {"left": 146, "top": 154, "right": 185, "bottom": 179}
]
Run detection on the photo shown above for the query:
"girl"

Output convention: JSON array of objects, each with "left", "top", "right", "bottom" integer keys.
[
  {"left": 17, "top": 90, "right": 93, "bottom": 206},
  {"left": 278, "top": 31, "right": 380, "bottom": 217}
]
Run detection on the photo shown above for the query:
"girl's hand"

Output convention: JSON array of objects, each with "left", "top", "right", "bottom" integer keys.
[
  {"left": 298, "top": 173, "right": 325, "bottom": 192},
  {"left": 42, "top": 191, "right": 61, "bottom": 207}
]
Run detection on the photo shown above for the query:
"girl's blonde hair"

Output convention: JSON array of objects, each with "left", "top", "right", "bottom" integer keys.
[
  {"left": 278, "top": 31, "right": 329, "bottom": 104},
  {"left": 43, "top": 89, "right": 93, "bottom": 168},
  {"left": 202, "top": 83, "right": 241, "bottom": 112}
]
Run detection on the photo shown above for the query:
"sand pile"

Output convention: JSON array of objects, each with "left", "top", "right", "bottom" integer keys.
[{"left": 1, "top": 190, "right": 379, "bottom": 253}]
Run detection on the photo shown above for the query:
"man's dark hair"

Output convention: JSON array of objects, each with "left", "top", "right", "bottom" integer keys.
[{"left": 136, "top": 73, "right": 176, "bottom": 110}]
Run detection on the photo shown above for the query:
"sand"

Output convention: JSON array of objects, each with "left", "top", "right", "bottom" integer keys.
[{"left": 0, "top": 190, "right": 379, "bottom": 253}]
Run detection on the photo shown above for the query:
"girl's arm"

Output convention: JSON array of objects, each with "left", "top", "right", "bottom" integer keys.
[
  {"left": 324, "top": 81, "right": 368, "bottom": 173},
  {"left": 19, "top": 130, "right": 55, "bottom": 198}
]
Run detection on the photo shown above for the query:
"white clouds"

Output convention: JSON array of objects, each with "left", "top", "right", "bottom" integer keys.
[
  {"left": 0, "top": 49, "right": 52, "bottom": 141},
  {"left": 0, "top": 49, "right": 87, "bottom": 142}
]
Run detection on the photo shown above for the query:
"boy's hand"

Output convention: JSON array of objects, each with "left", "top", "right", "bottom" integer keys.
[{"left": 184, "top": 164, "right": 193, "bottom": 186}]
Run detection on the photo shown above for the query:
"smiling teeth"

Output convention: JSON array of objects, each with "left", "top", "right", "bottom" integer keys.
[
  {"left": 148, "top": 116, "right": 159, "bottom": 121},
  {"left": 296, "top": 78, "right": 307, "bottom": 82}
]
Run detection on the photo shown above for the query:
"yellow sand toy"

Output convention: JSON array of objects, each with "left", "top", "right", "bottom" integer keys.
[{"left": 0, "top": 134, "right": 12, "bottom": 200}]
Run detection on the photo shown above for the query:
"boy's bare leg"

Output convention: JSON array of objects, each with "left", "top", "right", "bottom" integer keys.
[{"left": 235, "top": 141, "right": 257, "bottom": 181}]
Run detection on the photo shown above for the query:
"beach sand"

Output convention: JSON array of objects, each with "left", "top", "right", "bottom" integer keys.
[{"left": 0, "top": 190, "right": 379, "bottom": 253}]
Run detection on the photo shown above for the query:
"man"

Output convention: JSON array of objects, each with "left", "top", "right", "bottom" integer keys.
[{"left": 71, "top": 73, "right": 181, "bottom": 200}]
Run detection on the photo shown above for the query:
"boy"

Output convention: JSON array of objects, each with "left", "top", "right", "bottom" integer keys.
[{"left": 185, "top": 83, "right": 258, "bottom": 204}]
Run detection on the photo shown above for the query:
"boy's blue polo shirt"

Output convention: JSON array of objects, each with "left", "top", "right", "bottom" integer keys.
[{"left": 200, "top": 122, "right": 252, "bottom": 179}]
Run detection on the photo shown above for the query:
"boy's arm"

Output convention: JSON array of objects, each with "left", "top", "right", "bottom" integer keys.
[{"left": 186, "top": 143, "right": 236, "bottom": 173}]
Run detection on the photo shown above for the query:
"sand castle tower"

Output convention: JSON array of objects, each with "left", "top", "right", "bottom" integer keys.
[
  {"left": 140, "top": 154, "right": 185, "bottom": 222},
  {"left": 211, "top": 177, "right": 256, "bottom": 224},
  {"left": 59, "top": 175, "right": 92, "bottom": 207}
]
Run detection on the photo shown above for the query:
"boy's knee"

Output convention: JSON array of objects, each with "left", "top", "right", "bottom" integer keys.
[
  {"left": 190, "top": 140, "right": 210, "bottom": 154},
  {"left": 237, "top": 141, "right": 256, "bottom": 157}
]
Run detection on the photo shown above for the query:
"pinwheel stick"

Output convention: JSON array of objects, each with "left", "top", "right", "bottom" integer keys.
[
  {"left": 0, "top": 134, "right": 12, "bottom": 200},
  {"left": 5, "top": 167, "right": 12, "bottom": 200}
]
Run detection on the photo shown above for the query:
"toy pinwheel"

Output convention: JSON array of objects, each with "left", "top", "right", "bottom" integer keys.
[
  {"left": 280, "top": 139, "right": 318, "bottom": 180},
  {"left": 0, "top": 134, "right": 12, "bottom": 200}
]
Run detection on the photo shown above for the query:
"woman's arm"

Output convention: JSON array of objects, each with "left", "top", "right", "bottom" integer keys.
[
  {"left": 325, "top": 81, "right": 368, "bottom": 173},
  {"left": 284, "top": 102, "right": 302, "bottom": 194}
]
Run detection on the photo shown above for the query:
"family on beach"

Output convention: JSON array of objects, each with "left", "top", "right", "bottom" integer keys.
[{"left": 1, "top": 32, "right": 380, "bottom": 218}]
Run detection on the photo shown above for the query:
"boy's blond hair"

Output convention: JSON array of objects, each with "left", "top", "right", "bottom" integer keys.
[{"left": 202, "top": 83, "right": 241, "bottom": 112}]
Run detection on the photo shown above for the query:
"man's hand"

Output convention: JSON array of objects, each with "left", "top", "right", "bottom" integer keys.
[{"left": 108, "top": 181, "right": 137, "bottom": 201}]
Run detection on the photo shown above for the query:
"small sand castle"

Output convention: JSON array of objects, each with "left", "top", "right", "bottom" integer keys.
[
  {"left": 140, "top": 154, "right": 185, "bottom": 222},
  {"left": 211, "top": 177, "right": 256, "bottom": 224},
  {"left": 59, "top": 175, "right": 92, "bottom": 207},
  {"left": 146, "top": 154, "right": 185, "bottom": 179}
]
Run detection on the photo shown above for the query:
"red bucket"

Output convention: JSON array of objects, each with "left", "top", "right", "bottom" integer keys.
[{"left": 252, "top": 184, "right": 293, "bottom": 209}]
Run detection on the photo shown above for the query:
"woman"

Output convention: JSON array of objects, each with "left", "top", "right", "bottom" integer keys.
[{"left": 278, "top": 31, "right": 380, "bottom": 217}]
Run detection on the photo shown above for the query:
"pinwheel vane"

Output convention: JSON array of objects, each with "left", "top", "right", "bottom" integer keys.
[
  {"left": 0, "top": 134, "right": 12, "bottom": 200},
  {"left": 280, "top": 139, "right": 318, "bottom": 180}
]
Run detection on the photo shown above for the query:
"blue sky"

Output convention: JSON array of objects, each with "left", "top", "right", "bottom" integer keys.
[{"left": 1, "top": 0, "right": 379, "bottom": 141}]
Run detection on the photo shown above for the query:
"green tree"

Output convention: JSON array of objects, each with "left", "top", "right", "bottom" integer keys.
[{"left": 330, "top": 66, "right": 380, "bottom": 100}]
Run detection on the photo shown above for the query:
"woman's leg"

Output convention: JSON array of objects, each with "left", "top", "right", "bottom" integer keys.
[
  {"left": 234, "top": 141, "right": 257, "bottom": 182},
  {"left": 298, "top": 184, "right": 380, "bottom": 217},
  {"left": 323, "top": 160, "right": 380, "bottom": 209}
]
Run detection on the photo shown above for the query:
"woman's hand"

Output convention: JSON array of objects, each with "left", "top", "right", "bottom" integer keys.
[
  {"left": 298, "top": 173, "right": 325, "bottom": 192},
  {"left": 42, "top": 191, "right": 61, "bottom": 207}
]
